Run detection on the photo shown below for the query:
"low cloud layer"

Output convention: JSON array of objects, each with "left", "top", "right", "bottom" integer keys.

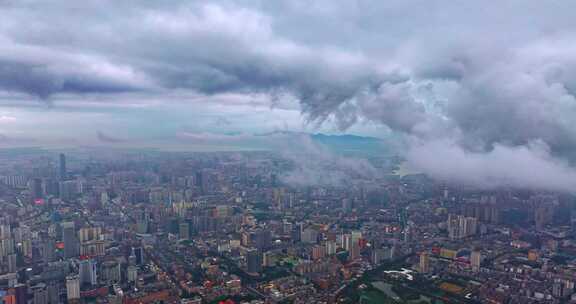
[
  {"left": 176, "top": 131, "right": 383, "bottom": 186},
  {"left": 406, "top": 139, "right": 576, "bottom": 192},
  {"left": 275, "top": 135, "right": 382, "bottom": 186},
  {"left": 2, "top": 1, "right": 576, "bottom": 190},
  {"left": 96, "top": 131, "right": 126, "bottom": 143}
]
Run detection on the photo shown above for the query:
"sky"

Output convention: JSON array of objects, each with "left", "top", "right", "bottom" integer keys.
[{"left": 2, "top": 0, "right": 576, "bottom": 190}]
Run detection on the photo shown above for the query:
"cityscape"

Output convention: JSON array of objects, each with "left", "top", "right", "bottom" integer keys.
[
  {"left": 2, "top": 1, "right": 576, "bottom": 303},
  {"left": 0, "top": 146, "right": 575, "bottom": 304}
]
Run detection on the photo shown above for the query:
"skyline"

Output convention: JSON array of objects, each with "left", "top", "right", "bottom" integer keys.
[{"left": 3, "top": 2, "right": 576, "bottom": 303}]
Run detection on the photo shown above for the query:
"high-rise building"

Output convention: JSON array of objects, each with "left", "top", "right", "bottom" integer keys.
[
  {"left": 31, "top": 178, "right": 43, "bottom": 200},
  {"left": 79, "top": 259, "right": 97, "bottom": 287},
  {"left": 246, "top": 248, "right": 262, "bottom": 274},
  {"left": 179, "top": 222, "right": 190, "bottom": 240},
  {"left": 7, "top": 253, "right": 17, "bottom": 273},
  {"left": 281, "top": 221, "right": 293, "bottom": 235},
  {"left": 101, "top": 260, "right": 121, "bottom": 284},
  {"left": 59, "top": 153, "right": 66, "bottom": 180},
  {"left": 133, "top": 247, "right": 144, "bottom": 265},
  {"left": 80, "top": 240, "right": 105, "bottom": 257},
  {"left": 66, "top": 275, "right": 80, "bottom": 302},
  {"left": 194, "top": 171, "right": 203, "bottom": 188},
  {"left": 301, "top": 228, "right": 318, "bottom": 244},
  {"left": 262, "top": 251, "right": 276, "bottom": 267},
  {"left": 47, "top": 282, "right": 59, "bottom": 304},
  {"left": 447, "top": 214, "right": 477, "bottom": 240},
  {"left": 403, "top": 226, "right": 412, "bottom": 243},
  {"left": 21, "top": 239, "right": 32, "bottom": 259},
  {"left": 59, "top": 180, "right": 81, "bottom": 201},
  {"left": 1, "top": 175, "right": 27, "bottom": 188},
  {"left": 343, "top": 232, "right": 362, "bottom": 261},
  {"left": 0, "top": 224, "right": 11, "bottom": 239},
  {"left": 325, "top": 241, "right": 337, "bottom": 256},
  {"left": 251, "top": 229, "right": 272, "bottom": 250},
  {"left": 136, "top": 216, "right": 149, "bottom": 234},
  {"left": 31, "top": 283, "right": 48, "bottom": 304},
  {"left": 462, "top": 217, "right": 478, "bottom": 238},
  {"left": 419, "top": 252, "right": 430, "bottom": 273},
  {"left": 194, "top": 171, "right": 212, "bottom": 194},
  {"left": 62, "top": 222, "right": 78, "bottom": 258},
  {"left": 342, "top": 234, "right": 353, "bottom": 251},
  {"left": 129, "top": 248, "right": 137, "bottom": 266},
  {"left": 1, "top": 238, "right": 15, "bottom": 257},
  {"left": 127, "top": 265, "right": 138, "bottom": 283},
  {"left": 349, "top": 242, "right": 360, "bottom": 261},
  {"left": 351, "top": 231, "right": 363, "bottom": 243},
  {"left": 272, "top": 188, "right": 284, "bottom": 209},
  {"left": 470, "top": 251, "right": 481, "bottom": 272},
  {"left": 44, "top": 179, "right": 59, "bottom": 197},
  {"left": 14, "top": 283, "right": 27, "bottom": 304},
  {"left": 78, "top": 226, "right": 102, "bottom": 243},
  {"left": 571, "top": 210, "right": 576, "bottom": 236},
  {"left": 553, "top": 279, "right": 563, "bottom": 298},
  {"left": 312, "top": 245, "right": 326, "bottom": 260}
]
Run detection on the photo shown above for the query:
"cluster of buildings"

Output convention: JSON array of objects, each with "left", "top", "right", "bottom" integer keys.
[{"left": 0, "top": 149, "right": 576, "bottom": 303}]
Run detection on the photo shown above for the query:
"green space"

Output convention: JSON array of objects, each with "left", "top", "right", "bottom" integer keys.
[
  {"left": 359, "top": 289, "right": 393, "bottom": 304},
  {"left": 359, "top": 285, "right": 438, "bottom": 304},
  {"left": 340, "top": 253, "right": 478, "bottom": 304}
]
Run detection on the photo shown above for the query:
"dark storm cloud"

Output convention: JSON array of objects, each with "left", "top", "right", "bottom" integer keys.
[
  {"left": 4, "top": 0, "right": 576, "bottom": 190},
  {"left": 0, "top": 61, "right": 149, "bottom": 99},
  {"left": 1, "top": 1, "right": 379, "bottom": 103},
  {"left": 0, "top": 61, "right": 59, "bottom": 99},
  {"left": 0, "top": 34, "right": 154, "bottom": 99}
]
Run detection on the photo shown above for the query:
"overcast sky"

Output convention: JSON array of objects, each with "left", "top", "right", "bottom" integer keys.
[{"left": 3, "top": 0, "right": 576, "bottom": 190}]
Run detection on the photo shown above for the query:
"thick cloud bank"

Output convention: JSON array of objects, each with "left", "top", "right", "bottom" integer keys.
[
  {"left": 276, "top": 135, "right": 382, "bottom": 186},
  {"left": 3, "top": 1, "right": 576, "bottom": 190},
  {"left": 406, "top": 140, "right": 576, "bottom": 192}
]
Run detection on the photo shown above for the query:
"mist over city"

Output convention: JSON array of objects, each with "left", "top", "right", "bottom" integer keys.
[{"left": 0, "top": 1, "right": 576, "bottom": 303}]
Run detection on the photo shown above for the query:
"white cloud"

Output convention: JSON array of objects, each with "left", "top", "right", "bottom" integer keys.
[
  {"left": 0, "top": 114, "right": 16, "bottom": 123},
  {"left": 2, "top": 0, "right": 576, "bottom": 190}
]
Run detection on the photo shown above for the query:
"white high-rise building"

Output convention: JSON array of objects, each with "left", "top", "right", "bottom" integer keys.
[
  {"left": 66, "top": 275, "right": 80, "bottom": 301},
  {"left": 127, "top": 265, "right": 138, "bottom": 283},
  {"left": 325, "top": 241, "right": 337, "bottom": 255},
  {"left": 342, "top": 234, "right": 353, "bottom": 251},
  {"left": 447, "top": 214, "right": 478, "bottom": 240}
]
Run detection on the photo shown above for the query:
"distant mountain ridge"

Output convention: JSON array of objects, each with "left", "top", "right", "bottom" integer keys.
[
  {"left": 257, "top": 130, "right": 381, "bottom": 140},
  {"left": 310, "top": 133, "right": 382, "bottom": 143},
  {"left": 256, "top": 130, "right": 385, "bottom": 153},
  {"left": 311, "top": 133, "right": 384, "bottom": 154}
]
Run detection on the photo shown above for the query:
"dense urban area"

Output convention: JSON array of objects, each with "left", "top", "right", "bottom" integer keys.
[{"left": 0, "top": 147, "right": 575, "bottom": 304}]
